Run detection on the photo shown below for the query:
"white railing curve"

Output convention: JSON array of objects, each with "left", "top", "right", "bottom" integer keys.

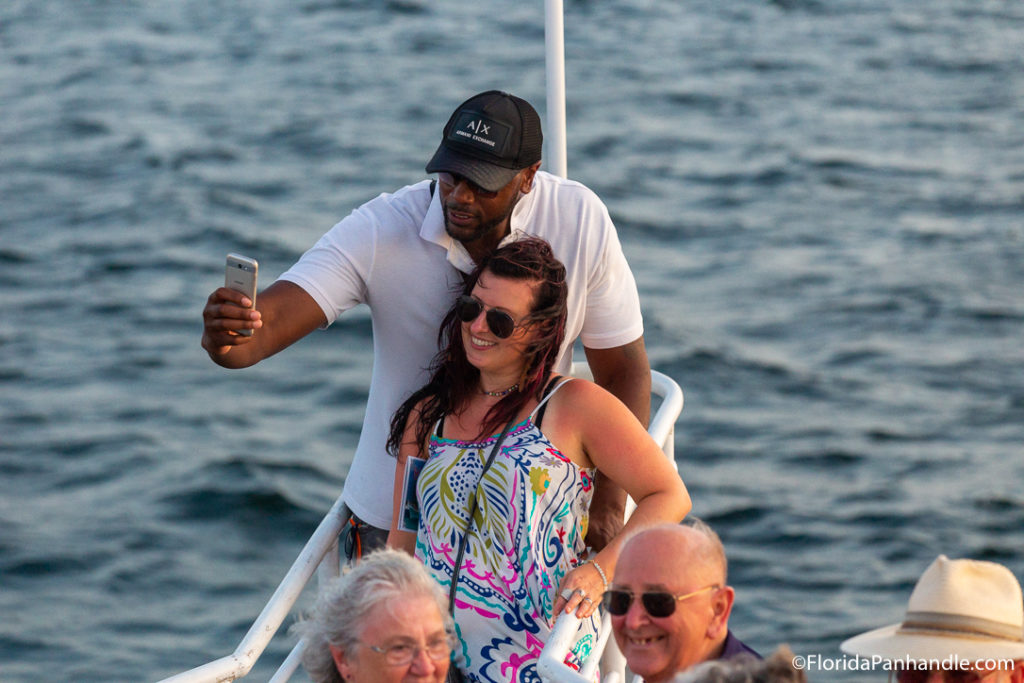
[{"left": 157, "top": 368, "right": 682, "bottom": 683}]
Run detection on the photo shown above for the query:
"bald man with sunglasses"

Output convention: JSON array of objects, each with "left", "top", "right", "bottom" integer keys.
[{"left": 608, "top": 520, "right": 759, "bottom": 682}]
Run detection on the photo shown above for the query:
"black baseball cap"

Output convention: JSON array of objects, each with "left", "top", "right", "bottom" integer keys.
[{"left": 425, "top": 90, "right": 543, "bottom": 193}]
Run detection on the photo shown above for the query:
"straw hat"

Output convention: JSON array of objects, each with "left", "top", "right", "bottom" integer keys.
[{"left": 841, "top": 555, "right": 1024, "bottom": 662}]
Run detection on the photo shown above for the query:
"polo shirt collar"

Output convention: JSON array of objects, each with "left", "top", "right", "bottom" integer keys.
[{"left": 420, "top": 186, "right": 533, "bottom": 274}]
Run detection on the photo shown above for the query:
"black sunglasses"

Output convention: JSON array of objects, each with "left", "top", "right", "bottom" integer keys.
[
  {"left": 437, "top": 171, "right": 499, "bottom": 199},
  {"left": 456, "top": 295, "right": 519, "bottom": 339},
  {"left": 603, "top": 585, "right": 719, "bottom": 618}
]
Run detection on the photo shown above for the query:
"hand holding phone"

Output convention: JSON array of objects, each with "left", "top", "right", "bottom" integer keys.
[{"left": 224, "top": 253, "right": 258, "bottom": 336}]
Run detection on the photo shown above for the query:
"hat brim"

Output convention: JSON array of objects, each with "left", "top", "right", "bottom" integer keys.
[
  {"left": 425, "top": 144, "right": 522, "bottom": 194},
  {"left": 841, "top": 622, "right": 1024, "bottom": 662}
]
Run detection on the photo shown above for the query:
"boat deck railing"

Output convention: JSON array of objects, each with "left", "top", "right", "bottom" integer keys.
[{"left": 156, "top": 366, "right": 683, "bottom": 683}]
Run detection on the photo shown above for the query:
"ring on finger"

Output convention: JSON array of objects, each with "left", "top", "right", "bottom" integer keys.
[
  {"left": 560, "top": 588, "right": 574, "bottom": 600},
  {"left": 582, "top": 596, "right": 593, "bottom": 604},
  {"left": 573, "top": 588, "right": 586, "bottom": 597}
]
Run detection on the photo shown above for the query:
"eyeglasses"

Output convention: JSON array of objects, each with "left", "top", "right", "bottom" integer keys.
[
  {"left": 437, "top": 171, "right": 499, "bottom": 199},
  {"left": 603, "top": 585, "right": 720, "bottom": 618},
  {"left": 456, "top": 295, "right": 521, "bottom": 339},
  {"left": 362, "top": 634, "right": 454, "bottom": 667}
]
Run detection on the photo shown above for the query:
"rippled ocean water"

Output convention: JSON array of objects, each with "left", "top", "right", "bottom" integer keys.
[{"left": 2, "top": 1, "right": 1023, "bottom": 681}]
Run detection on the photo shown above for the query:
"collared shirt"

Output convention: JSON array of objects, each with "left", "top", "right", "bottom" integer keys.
[{"left": 720, "top": 630, "right": 761, "bottom": 661}]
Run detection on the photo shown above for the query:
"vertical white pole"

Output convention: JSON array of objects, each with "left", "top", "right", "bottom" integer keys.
[{"left": 544, "top": 0, "right": 568, "bottom": 179}]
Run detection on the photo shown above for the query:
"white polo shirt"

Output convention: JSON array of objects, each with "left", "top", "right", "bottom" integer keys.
[{"left": 279, "top": 171, "right": 643, "bottom": 529}]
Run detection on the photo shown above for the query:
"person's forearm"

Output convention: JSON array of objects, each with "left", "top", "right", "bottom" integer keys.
[
  {"left": 202, "top": 280, "right": 327, "bottom": 369},
  {"left": 585, "top": 338, "right": 651, "bottom": 427},
  {"left": 583, "top": 338, "right": 652, "bottom": 549},
  {"left": 387, "top": 529, "right": 417, "bottom": 554},
  {"left": 591, "top": 489, "right": 691, "bottom": 580},
  {"left": 204, "top": 338, "right": 262, "bottom": 368},
  {"left": 599, "top": 370, "right": 650, "bottom": 427},
  {"left": 587, "top": 473, "right": 627, "bottom": 546}
]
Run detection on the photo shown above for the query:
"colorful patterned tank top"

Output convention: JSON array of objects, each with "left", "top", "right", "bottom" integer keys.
[{"left": 414, "top": 379, "right": 600, "bottom": 682}]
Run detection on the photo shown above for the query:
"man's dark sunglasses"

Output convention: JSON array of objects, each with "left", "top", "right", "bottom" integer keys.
[
  {"left": 603, "top": 585, "right": 719, "bottom": 618},
  {"left": 437, "top": 172, "right": 499, "bottom": 199},
  {"left": 456, "top": 295, "right": 519, "bottom": 339}
]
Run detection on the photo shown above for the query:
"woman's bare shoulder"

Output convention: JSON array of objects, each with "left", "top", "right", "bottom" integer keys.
[{"left": 549, "top": 377, "right": 622, "bottom": 418}]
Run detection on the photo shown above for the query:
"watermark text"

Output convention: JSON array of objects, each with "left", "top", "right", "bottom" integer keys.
[{"left": 790, "top": 653, "right": 1017, "bottom": 674}]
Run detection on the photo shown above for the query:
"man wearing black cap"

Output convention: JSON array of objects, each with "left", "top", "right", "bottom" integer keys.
[
  {"left": 201, "top": 90, "right": 650, "bottom": 558},
  {"left": 423, "top": 90, "right": 546, "bottom": 263}
]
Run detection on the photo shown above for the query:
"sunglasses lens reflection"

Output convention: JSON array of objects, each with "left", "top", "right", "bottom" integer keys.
[
  {"left": 456, "top": 296, "right": 482, "bottom": 323},
  {"left": 486, "top": 311, "right": 514, "bottom": 338},
  {"left": 603, "top": 590, "right": 678, "bottom": 618},
  {"left": 456, "top": 296, "right": 516, "bottom": 339},
  {"left": 642, "top": 593, "right": 677, "bottom": 617},
  {"left": 604, "top": 590, "right": 632, "bottom": 615},
  {"left": 438, "top": 172, "right": 498, "bottom": 199}
]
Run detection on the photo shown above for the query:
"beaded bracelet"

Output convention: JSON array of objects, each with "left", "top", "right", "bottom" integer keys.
[{"left": 585, "top": 559, "right": 609, "bottom": 592}]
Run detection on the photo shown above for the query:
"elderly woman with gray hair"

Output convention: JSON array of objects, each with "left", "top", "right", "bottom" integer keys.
[{"left": 294, "top": 548, "right": 454, "bottom": 683}]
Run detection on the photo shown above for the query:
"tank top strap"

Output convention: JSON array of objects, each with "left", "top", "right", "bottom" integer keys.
[
  {"left": 433, "top": 416, "right": 445, "bottom": 438},
  {"left": 529, "top": 375, "right": 576, "bottom": 428}
]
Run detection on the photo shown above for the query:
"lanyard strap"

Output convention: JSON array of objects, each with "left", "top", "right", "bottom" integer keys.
[{"left": 447, "top": 415, "right": 517, "bottom": 612}]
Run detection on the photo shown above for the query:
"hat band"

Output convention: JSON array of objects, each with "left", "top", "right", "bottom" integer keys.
[{"left": 899, "top": 611, "right": 1024, "bottom": 642}]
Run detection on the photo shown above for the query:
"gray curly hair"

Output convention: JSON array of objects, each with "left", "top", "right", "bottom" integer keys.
[
  {"left": 292, "top": 548, "right": 452, "bottom": 683},
  {"left": 673, "top": 647, "right": 807, "bottom": 683}
]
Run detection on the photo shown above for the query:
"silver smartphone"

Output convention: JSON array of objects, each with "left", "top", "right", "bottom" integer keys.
[{"left": 224, "top": 253, "right": 258, "bottom": 336}]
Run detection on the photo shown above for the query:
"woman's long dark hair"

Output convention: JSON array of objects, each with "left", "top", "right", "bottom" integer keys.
[{"left": 387, "top": 237, "right": 568, "bottom": 456}]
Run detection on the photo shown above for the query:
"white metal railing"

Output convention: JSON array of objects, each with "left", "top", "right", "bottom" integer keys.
[
  {"left": 155, "top": 495, "right": 351, "bottom": 683},
  {"left": 537, "top": 612, "right": 615, "bottom": 683},
  {"left": 157, "top": 368, "right": 682, "bottom": 683}
]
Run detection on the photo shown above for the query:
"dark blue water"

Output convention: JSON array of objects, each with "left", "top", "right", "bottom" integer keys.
[{"left": 3, "top": 1, "right": 1023, "bottom": 681}]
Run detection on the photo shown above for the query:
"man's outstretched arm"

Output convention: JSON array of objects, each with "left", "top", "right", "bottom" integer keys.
[{"left": 201, "top": 280, "right": 327, "bottom": 368}]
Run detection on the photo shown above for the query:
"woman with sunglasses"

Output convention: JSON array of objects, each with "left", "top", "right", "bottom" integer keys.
[{"left": 386, "top": 237, "right": 691, "bottom": 682}]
